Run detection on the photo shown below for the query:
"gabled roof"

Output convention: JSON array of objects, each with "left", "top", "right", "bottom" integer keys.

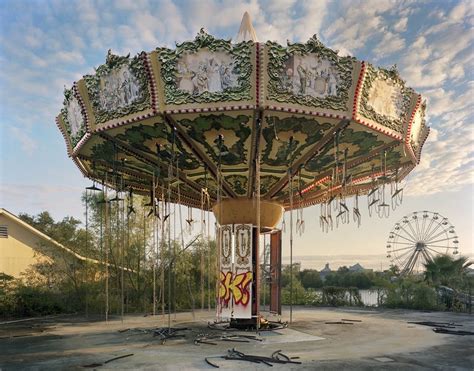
[
  {"left": 349, "top": 263, "right": 365, "bottom": 272},
  {"left": 321, "top": 263, "right": 332, "bottom": 273},
  {"left": 0, "top": 208, "right": 102, "bottom": 266}
]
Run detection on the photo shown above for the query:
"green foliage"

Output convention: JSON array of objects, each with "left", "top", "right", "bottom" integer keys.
[
  {"left": 281, "top": 277, "right": 306, "bottom": 305},
  {"left": 299, "top": 269, "right": 323, "bottom": 289},
  {"left": 424, "top": 254, "right": 472, "bottom": 290},
  {"left": 11, "top": 286, "right": 66, "bottom": 316},
  {"left": 321, "top": 287, "right": 362, "bottom": 306},
  {"left": 384, "top": 277, "right": 437, "bottom": 310},
  {"left": 323, "top": 269, "right": 376, "bottom": 289}
]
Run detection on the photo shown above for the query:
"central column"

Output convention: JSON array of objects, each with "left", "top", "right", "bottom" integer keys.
[{"left": 213, "top": 199, "right": 284, "bottom": 327}]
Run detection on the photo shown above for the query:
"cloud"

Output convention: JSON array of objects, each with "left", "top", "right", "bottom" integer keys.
[
  {"left": 405, "top": 113, "right": 473, "bottom": 197},
  {"left": 393, "top": 17, "right": 408, "bottom": 32},
  {"left": 76, "top": 0, "right": 99, "bottom": 24},
  {"left": 399, "top": 22, "right": 472, "bottom": 88},
  {"left": 324, "top": 0, "right": 404, "bottom": 52},
  {"left": 8, "top": 126, "right": 38, "bottom": 155},
  {"left": 55, "top": 51, "right": 86, "bottom": 65},
  {"left": 374, "top": 31, "right": 405, "bottom": 58}
]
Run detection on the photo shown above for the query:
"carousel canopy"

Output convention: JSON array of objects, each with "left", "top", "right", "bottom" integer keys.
[{"left": 56, "top": 14, "right": 429, "bottom": 211}]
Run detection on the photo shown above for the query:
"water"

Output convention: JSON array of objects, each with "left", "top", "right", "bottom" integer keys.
[
  {"left": 313, "top": 289, "right": 383, "bottom": 306},
  {"left": 359, "top": 289, "right": 383, "bottom": 306}
]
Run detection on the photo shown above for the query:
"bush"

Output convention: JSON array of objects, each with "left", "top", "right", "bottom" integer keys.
[
  {"left": 14, "top": 286, "right": 66, "bottom": 316},
  {"left": 321, "top": 287, "right": 362, "bottom": 306},
  {"left": 383, "top": 279, "right": 437, "bottom": 310}
]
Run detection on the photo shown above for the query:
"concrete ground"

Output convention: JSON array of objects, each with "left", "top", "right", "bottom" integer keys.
[{"left": 0, "top": 307, "right": 473, "bottom": 370}]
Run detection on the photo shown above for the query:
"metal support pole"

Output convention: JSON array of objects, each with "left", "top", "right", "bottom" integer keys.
[
  {"left": 104, "top": 182, "right": 109, "bottom": 323},
  {"left": 85, "top": 189, "right": 89, "bottom": 317},
  {"left": 121, "top": 192, "right": 125, "bottom": 324},
  {"left": 289, "top": 140, "right": 294, "bottom": 325},
  {"left": 152, "top": 177, "right": 156, "bottom": 316}
]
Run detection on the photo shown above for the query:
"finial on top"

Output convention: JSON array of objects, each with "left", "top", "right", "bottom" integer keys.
[{"left": 235, "top": 12, "right": 258, "bottom": 43}]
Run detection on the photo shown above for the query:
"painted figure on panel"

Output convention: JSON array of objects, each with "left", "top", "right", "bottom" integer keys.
[
  {"left": 176, "top": 50, "right": 238, "bottom": 95},
  {"left": 98, "top": 65, "right": 142, "bottom": 111},
  {"left": 66, "top": 97, "right": 84, "bottom": 138},
  {"left": 280, "top": 54, "right": 340, "bottom": 98},
  {"left": 367, "top": 78, "right": 404, "bottom": 119}
]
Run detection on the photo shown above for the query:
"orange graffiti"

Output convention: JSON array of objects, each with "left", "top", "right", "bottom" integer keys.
[{"left": 219, "top": 271, "right": 253, "bottom": 306}]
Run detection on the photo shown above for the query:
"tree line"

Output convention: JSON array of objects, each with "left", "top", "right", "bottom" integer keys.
[
  {"left": 0, "top": 194, "right": 472, "bottom": 318},
  {"left": 1, "top": 194, "right": 216, "bottom": 318}
]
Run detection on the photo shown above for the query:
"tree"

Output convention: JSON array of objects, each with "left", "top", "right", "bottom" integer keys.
[
  {"left": 299, "top": 269, "right": 323, "bottom": 289},
  {"left": 424, "top": 255, "right": 472, "bottom": 289}
]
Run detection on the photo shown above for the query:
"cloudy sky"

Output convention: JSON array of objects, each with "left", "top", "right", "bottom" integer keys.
[{"left": 0, "top": 0, "right": 472, "bottom": 269}]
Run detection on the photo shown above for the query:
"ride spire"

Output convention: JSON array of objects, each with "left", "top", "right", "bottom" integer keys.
[{"left": 235, "top": 12, "right": 258, "bottom": 43}]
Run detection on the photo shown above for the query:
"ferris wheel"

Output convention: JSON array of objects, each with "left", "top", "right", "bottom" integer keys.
[{"left": 386, "top": 211, "right": 459, "bottom": 275}]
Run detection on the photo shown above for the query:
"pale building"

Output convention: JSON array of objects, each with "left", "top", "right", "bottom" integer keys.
[
  {"left": 319, "top": 263, "right": 332, "bottom": 281},
  {"left": 349, "top": 263, "right": 365, "bottom": 273},
  {"left": 0, "top": 208, "right": 101, "bottom": 279}
]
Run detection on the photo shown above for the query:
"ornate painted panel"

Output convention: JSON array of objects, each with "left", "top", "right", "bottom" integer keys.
[
  {"left": 218, "top": 224, "right": 233, "bottom": 319},
  {"left": 84, "top": 51, "right": 151, "bottom": 125},
  {"left": 157, "top": 30, "right": 253, "bottom": 106},
  {"left": 358, "top": 65, "right": 414, "bottom": 134},
  {"left": 265, "top": 35, "right": 355, "bottom": 112},
  {"left": 233, "top": 224, "right": 253, "bottom": 319},
  {"left": 409, "top": 101, "right": 428, "bottom": 156},
  {"left": 61, "top": 87, "right": 87, "bottom": 148}
]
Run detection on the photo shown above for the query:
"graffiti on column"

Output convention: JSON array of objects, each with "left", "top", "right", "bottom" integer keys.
[
  {"left": 219, "top": 271, "right": 253, "bottom": 306},
  {"left": 217, "top": 224, "right": 253, "bottom": 319},
  {"left": 233, "top": 224, "right": 253, "bottom": 318}
]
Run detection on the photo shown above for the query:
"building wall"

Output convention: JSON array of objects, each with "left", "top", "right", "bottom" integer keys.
[{"left": 0, "top": 214, "right": 48, "bottom": 278}]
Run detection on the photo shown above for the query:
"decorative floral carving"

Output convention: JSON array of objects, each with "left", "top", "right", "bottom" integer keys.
[
  {"left": 157, "top": 29, "right": 253, "bottom": 104},
  {"left": 235, "top": 224, "right": 252, "bottom": 266},
  {"left": 266, "top": 35, "right": 355, "bottom": 111},
  {"left": 61, "top": 87, "right": 86, "bottom": 147},
  {"left": 84, "top": 50, "right": 150, "bottom": 124},
  {"left": 359, "top": 65, "right": 413, "bottom": 133},
  {"left": 221, "top": 225, "right": 233, "bottom": 266}
]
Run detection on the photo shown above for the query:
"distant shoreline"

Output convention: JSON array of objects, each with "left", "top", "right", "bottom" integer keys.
[{"left": 281, "top": 253, "right": 474, "bottom": 271}]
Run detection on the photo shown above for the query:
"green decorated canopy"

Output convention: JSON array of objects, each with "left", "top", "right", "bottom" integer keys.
[{"left": 56, "top": 27, "right": 428, "bottom": 211}]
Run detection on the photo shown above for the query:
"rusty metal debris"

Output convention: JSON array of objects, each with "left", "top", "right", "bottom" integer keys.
[
  {"left": 194, "top": 333, "right": 262, "bottom": 345},
  {"left": 205, "top": 348, "right": 302, "bottom": 368},
  {"left": 432, "top": 328, "right": 474, "bottom": 336},
  {"left": 82, "top": 353, "right": 134, "bottom": 368},
  {"left": 407, "top": 321, "right": 461, "bottom": 328},
  {"left": 104, "top": 353, "right": 134, "bottom": 364},
  {"left": 325, "top": 321, "right": 354, "bottom": 325},
  {"left": 153, "top": 327, "right": 188, "bottom": 343}
]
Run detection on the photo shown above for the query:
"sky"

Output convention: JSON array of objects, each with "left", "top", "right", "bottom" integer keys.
[{"left": 0, "top": 0, "right": 473, "bottom": 270}]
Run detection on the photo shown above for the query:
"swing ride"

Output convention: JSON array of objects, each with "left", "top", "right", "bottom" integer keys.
[{"left": 55, "top": 13, "right": 429, "bottom": 325}]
